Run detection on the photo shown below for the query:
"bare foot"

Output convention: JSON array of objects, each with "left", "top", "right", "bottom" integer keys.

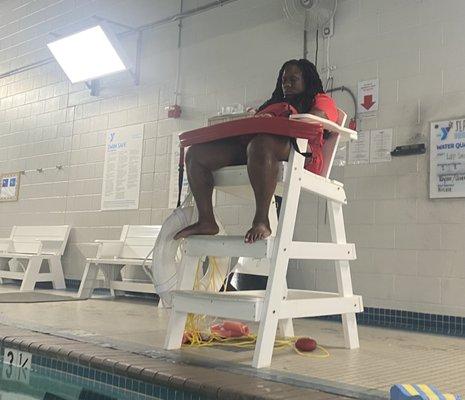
[
  {"left": 244, "top": 221, "right": 271, "bottom": 244},
  {"left": 174, "top": 221, "right": 219, "bottom": 240}
]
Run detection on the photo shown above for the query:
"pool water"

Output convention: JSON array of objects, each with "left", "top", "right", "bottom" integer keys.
[{"left": 0, "top": 355, "right": 208, "bottom": 400}]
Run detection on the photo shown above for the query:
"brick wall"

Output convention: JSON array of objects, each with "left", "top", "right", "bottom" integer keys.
[{"left": 1, "top": 0, "right": 465, "bottom": 316}]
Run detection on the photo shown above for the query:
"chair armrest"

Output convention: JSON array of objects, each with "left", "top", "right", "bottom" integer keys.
[
  {"left": 94, "top": 240, "right": 124, "bottom": 259},
  {"left": 290, "top": 114, "right": 357, "bottom": 142},
  {"left": 0, "top": 238, "right": 12, "bottom": 253},
  {"left": 36, "top": 239, "right": 63, "bottom": 255}
]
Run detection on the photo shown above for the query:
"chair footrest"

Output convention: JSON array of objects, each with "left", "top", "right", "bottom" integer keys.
[
  {"left": 172, "top": 289, "right": 363, "bottom": 322},
  {"left": 110, "top": 281, "right": 155, "bottom": 293},
  {"left": 185, "top": 236, "right": 273, "bottom": 258},
  {"left": 87, "top": 258, "right": 149, "bottom": 265},
  {"left": 0, "top": 253, "right": 53, "bottom": 258},
  {"left": 185, "top": 236, "right": 355, "bottom": 260}
]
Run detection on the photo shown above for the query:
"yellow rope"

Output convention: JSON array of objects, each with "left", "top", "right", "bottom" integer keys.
[{"left": 183, "top": 257, "right": 330, "bottom": 359}]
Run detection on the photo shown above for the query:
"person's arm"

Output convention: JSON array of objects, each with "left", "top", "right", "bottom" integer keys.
[{"left": 308, "top": 107, "right": 328, "bottom": 119}]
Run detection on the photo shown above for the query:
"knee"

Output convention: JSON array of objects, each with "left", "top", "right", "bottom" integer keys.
[
  {"left": 247, "top": 134, "right": 275, "bottom": 161},
  {"left": 185, "top": 144, "right": 202, "bottom": 167}
]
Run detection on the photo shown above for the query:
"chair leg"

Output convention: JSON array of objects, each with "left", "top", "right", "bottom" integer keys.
[
  {"left": 164, "top": 254, "right": 199, "bottom": 350},
  {"left": 327, "top": 200, "right": 360, "bottom": 349},
  {"left": 253, "top": 150, "right": 303, "bottom": 368},
  {"left": 77, "top": 263, "right": 100, "bottom": 299},
  {"left": 278, "top": 317, "right": 294, "bottom": 338},
  {"left": 253, "top": 246, "right": 292, "bottom": 368},
  {"left": 48, "top": 256, "right": 66, "bottom": 289},
  {"left": 164, "top": 310, "right": 188, "bottom": 350},
  {"left": 20, "top": 257, "right": 42, "bottom": 291},
  {"left": 278, "top": 283, "right": 294, "bottom": 337}
]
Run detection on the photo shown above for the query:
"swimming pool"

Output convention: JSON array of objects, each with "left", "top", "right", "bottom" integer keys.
[{"left": 0, "top": 353, "right": 209, "bottom": 400}]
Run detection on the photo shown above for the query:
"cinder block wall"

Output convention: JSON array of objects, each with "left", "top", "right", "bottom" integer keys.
[{"left": 0, "top": 0, "right": 464, "bottom": 316}]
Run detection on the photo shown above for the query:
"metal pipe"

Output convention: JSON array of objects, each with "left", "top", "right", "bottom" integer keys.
[
  {"left": 174, "top": 0, "right": 184, "bottom": 105},
  {"left": 130, "top": 0, "right": 238, "bottom": 35},
  {"left": 0, "top": 0, "right": 240, "bottom": 81},
  {"left": 0, "top": 58, "right": 54, "bottom": 80},
  {"left": 327, "top": 85, "right": 358, "bottom": 121}
]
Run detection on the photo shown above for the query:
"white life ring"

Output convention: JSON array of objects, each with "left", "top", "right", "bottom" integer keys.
[
  {"left": 152, "top": 200, "right": 230, "bottom": 308},
  {"left": 152, "top": 205, "right": 194, "bottom": 307}
]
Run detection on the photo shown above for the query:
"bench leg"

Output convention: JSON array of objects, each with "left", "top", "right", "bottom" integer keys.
[
  {"left": 20, "top": 256, "right": 42, "bottom": 291},
  {"left": 102, "top": 265, "right": 123, "bottom": 297},
  {"left": 77, "top": 262, "right": 99, "bottom": 299},
  {"left": 48, "top": 256, "right": 66, "bottom": 290}
]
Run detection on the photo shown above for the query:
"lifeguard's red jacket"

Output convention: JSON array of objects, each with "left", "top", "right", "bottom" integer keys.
[{"left": 256, "top": 93, "right": 338, "bottom": 174}]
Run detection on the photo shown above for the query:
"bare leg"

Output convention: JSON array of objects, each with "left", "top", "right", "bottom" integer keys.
[
  {"left": 245, "top": 134, "right": 290, "bottom": 243},
  {"left": 174, "top": 139, "right": 247, "bottom": 239}
]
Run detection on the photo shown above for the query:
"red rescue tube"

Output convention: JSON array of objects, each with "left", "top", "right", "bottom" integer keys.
[
  {"left": 295, "top": 337, "right": 317, "bottom": 352},
  {"left": 222, "top": 320, "right": 250, "bottom": 336},
  {"left": 178, "top": 117, "right": 323, "bottom": 148},
  {"left": 211, "top": 321, "right": 250, "bottom": 338}
]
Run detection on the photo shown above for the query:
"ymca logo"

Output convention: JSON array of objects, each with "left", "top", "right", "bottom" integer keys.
[
  {"left": 109, "top": 132, "right": 116, "bottom": 142},
  {"left": 440, "top": 122, "right": 453, "bottom": 141}
]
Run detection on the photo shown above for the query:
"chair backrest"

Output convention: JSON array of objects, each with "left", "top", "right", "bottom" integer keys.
[
  {"left": 119, "top": 225, "right": 162, "bottom": 260},
  {"left": 10, "top": 225, "right": 71, "bottom": 255},
  {"left": 320, "top": 108, "right": 347, "bottom": 179}
]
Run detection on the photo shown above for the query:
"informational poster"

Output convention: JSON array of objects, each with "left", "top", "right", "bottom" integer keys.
[
  {"left": 357, "top": 78, "right": 379, "bottom": 114},
  {"left": 101, "top": 124, "right": 144, "bottom": 210},
  {"left": 370, "top": 128, "right": 392, "bottom": 163},
  {"left": 348, "top": 130, "right": 370, "bottom": 164},
  {"left": 332, "top": 145, "right": 347, "bottom": 167},
  {"left": 430, "top": 118, "right": 465, "bottom": 198},
  {"left": 168, "top": 133, "right": 189, "bottom": 209},
  {"left": 0, "top": 172, "right": 20, "bottom": 202}
]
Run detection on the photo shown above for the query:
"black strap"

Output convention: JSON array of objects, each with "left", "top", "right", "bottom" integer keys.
[
  {"left": 176, "top": 147, "right": 185, "bottom": 208},
  {"left": 290, "top": 138, "right": 312, "bottom": 158}
]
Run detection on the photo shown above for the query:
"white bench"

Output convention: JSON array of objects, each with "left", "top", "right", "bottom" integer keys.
[
  {"left": 77, "top": 225, "right": 161, "bottom": 299},
  {"left": 0, "top": 225, "right": 71, "bottom": 291}
]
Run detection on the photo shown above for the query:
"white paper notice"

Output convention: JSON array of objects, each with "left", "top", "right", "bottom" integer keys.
[
  {"left": 168, "top": 133, "right": 189, "bottom": 209},
  {"left": 348, "top": 130, "right": 370, "bottom": 164},
  {"left": 332, "top": 144, "right": 347, "bottom": 167},
  {"left": 101, "top": 124, "right": 144, "bottom": 210},
  {"left": 370, "top": 129, "right": 392, "bottom": 163},
  {"left": 430, "top": 118, "right": 465, "bottom": 198}
]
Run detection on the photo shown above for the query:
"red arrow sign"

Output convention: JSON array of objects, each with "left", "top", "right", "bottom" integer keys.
[{"left": 361, "top": 94, "right": 375, "bottom": 110}]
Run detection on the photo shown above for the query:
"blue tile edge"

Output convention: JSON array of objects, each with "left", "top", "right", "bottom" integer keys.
[
  {"left": 319, "top": 306, "right": 465, "bottom": 337},
  {"left": 0, "top": 346, "right": 207, "bottom": 400}
]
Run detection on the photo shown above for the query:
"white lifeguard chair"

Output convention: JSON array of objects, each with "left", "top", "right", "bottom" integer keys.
[{"left": 164, "top": 110, "right": 363, "bottom": 368}]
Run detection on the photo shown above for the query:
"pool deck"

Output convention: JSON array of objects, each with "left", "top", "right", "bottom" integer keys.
[
  {"left": 0, "top": 323, "right": 343, "bottom": 400},
  {"left": 0, "top": 285, "right": 464, "bottom": 400}
]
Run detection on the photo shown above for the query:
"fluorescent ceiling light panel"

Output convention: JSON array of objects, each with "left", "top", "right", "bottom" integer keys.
[{"left": 47, "top": 25, "right": 127, "bottom": 83}]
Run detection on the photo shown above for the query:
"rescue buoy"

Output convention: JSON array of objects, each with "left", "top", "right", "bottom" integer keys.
[{"left": 152, "top": 196, "right": 230, "bottom": 307}]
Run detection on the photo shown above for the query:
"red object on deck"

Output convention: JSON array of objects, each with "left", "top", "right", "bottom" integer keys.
[
  {"left": 295, "top": 337, "right": 317, "bottom": 352},
  {"left": 178, "top": 117, "right": 323, "bottom": 148},
  {"left": 211, "top": 320, "right": 250, "bottom": 338}
]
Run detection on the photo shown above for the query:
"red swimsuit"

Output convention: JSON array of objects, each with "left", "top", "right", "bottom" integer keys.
[{"left": 256, "top": 93, "right": 338, "bottom": 175}]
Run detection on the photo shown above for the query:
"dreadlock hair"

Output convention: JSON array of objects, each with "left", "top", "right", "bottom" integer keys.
[{"left": 258, "top": 59, "right": 324, "bottom": 114}]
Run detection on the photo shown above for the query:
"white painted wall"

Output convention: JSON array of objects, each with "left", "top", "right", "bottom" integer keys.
[{"left": 0, "top": 0, "right": 464, "bottom": 316}]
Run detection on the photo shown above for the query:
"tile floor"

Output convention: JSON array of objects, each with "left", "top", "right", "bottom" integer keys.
[{"left": 0, "top": 284, "right": 463, "bottom": 399}]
